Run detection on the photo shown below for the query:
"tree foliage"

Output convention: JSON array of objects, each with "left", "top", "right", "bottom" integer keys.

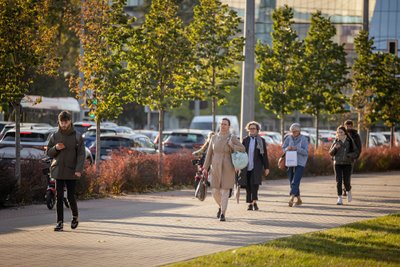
[
  {"left": 0, "top": 0, "right": 61, "bottom": 103},
  {"left": 187, "top": 0, "right": 244, "bottom": 130},
  {"left": 69, "top": 0, "right": 134, "bottom": 120},
  {"left": 302, "top": 11, "right": 349, "bottom": 147},
  {"left": 255, "top": 5, "right": 303, "bottom": 138},
  {"left": 0, "top": 0, "right": 62, "bottom": 184},
  {"left": 373, "top": 54, "right": 400, "bottom": 128},
  {"left": 127, "top": 0, "right": 193, "bottom": 179},
  {"left": 350, "top": 29, "right": 379, "bottom": 144},
  {"left": 69, "top": 0, "right": 135, "bottom": 171}
]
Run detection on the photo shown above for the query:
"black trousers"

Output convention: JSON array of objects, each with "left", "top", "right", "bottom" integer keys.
[
  {"left": 56, "top": 179, "right": 78, "bottom": 222},
  {"left": 245, "top": 170, "right": 259, "bottom": 203},
  {"left": 334, "top": 164, "right": 352, "bottom": 196}
]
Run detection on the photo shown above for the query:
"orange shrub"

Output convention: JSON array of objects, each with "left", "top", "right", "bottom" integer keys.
[
  {"left": 354, "top": 146, "right": 400, "bottom": 172},
  {"left": 164, "top": 150, "right": 197, "bottom": 186}
]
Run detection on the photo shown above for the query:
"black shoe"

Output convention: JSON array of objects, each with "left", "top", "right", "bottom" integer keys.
[
  {"left": 247, "top": 204, "right": 253, "bottom": 211},
  {"left": 54, "top": 221, "right": 63, "bottom": 232},
  {"left": 71, "top": 217, "right": 79, "bottom": 229},
  {"left": 253, "top": 203, "right": 259, "bottom": 211},
  {"left": 217, "top": 208, "right": 221, "bottom": 219},
  {"left": 219, "top": 214, "right": 226, "bottom": 221}
]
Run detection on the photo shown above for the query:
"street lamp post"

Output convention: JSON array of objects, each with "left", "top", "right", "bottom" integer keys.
[{"left": 240, "top": 0, "right": 255, "bottom": 140}]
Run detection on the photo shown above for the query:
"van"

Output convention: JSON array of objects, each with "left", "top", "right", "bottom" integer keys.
[{"left": 189, "top": 115, "right": 240, "bottom": 136}]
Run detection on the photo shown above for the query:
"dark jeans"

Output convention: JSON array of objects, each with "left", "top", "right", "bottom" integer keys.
[
  {"left": 56, "top": 179, "right": 78, "bottom": 223},
  {"left": 245, "top": 170, "right": 259, "bottom": 203},
  {"left": 334, "top": 164, "right": 352, "bottom": 196},
  {"left": 287, "top": 166, "right": 305, "bottom": 196}
]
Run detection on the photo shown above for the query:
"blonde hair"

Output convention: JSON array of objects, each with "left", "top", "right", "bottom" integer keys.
[{"left": 245, "top": 121, "right": 261, "bottom": 131}]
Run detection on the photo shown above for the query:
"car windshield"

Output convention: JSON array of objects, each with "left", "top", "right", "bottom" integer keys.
[
  {"left": 3, "top": 132, "right": 49, "bottom": 142},
  {"left": 165, "top": 133, "right": 204, "bottom": 144},
  {"left": 85, "top": 129, "right": 116, "bottom": 137},
  {"left": 190, "top": 122, "right": 212, "bottom": 130},
  {"left": 74, "top": 125, "right": 92, "bottom": 134},
  {"left": 101, "top": 137, "right": 133, "bottom": 148}
]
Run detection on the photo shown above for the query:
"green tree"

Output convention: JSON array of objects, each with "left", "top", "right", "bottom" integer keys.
[
  {"left": 187, "top": 0, "right": 244, "bottom": 131},
  {"left": 255, "top": 5, "right": 303, "bottom": 140},
  {"left": 0, "top": 0, "right": 61, "bottom": 184},
  {"left": 127, "top": 0, "right": 193, "bottom": 180},
  {"left": 70, "top": 0, "right": 135, "bottom": 172},
  {"left": 373, "top": 53, "right": 400, "bottom": 147},
  {"left": 350, "top": 30, "right": 378, "bottom": 146},
  {"left": 302, "top": 11, "right": 349, "bottom": 147}
]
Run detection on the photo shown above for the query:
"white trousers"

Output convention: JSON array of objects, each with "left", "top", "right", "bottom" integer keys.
[{"left": 212, "top": 188, "right": 230, "bottom": 215}]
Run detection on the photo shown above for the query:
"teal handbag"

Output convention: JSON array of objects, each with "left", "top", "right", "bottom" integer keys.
[{"left": 231, "top": 150, "right": 248, "bottom": 169}]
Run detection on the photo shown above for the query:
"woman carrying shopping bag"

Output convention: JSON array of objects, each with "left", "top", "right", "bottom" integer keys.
[
  {"left": 203, "top": 118, "right": 245, "bottom": 221},
  {"left": 281, "top": 123, "right": 309, "bottom": 207}
]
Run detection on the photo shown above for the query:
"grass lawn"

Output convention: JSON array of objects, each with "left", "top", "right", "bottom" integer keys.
[{"left": 167, "top": 213, "right": 400, "bottom": 267}]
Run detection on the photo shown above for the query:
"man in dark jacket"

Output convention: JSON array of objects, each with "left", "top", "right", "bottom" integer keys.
[
  {"left": 240, "top": 121, "right": 269, "bottom": 211},
  {"left": 344, "top": 120, "right": 362, "bottom": 158},
  {"left": 47, "top": 111, "right": 85, "bottom": 231},
  {"left": 343, "top": 120, "right": 362, "bottom": 196}
]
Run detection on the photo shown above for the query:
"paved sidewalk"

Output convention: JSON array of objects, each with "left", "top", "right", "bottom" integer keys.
[{"left": 0, "top": 172, "right": 399, "bottom": 267}]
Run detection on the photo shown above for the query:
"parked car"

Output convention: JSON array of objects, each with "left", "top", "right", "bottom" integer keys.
[
  {"left": 261, "top": 135, "right": 275, "bottom": 145},
  {"left": 0, "top": 128, "right": 93, "bottom": 165},
  {"left": 0, "top": 121, "right": 10, "bottom": 133},
  {"left": 83, "top": 127, "right": 118, "bottom": 148},
  {"left": 82, "top": 126, "right": 135, "bottom": 148},
  {"left": 189, "top": 115, "right": 240, "bottom": 136},
  {"left": 153, "top": 130, "right": 172, "bottom": 149},
  {"left": 259, "top": 131, "right": 282, "bottom": 145},
  {"left": 369, "top": 132, "right": 389, "bottom": 146},
  {"left": 73, "top": 121, "right": 95, "bottom": 134},
  {"left": 161, "top": 129, "right": 207, "bottom": 154},
  {"left": 0, "top": 122, "right": 52, "bottom": 140},
  {"left": 381, "top": 131, "right": 400, "bottom": 146},
  {"left": 134, "top": 130, "right": 159, "bottom": 142},
  {"left": 89, "top": 133, "right": 157, "bottom": 160}
]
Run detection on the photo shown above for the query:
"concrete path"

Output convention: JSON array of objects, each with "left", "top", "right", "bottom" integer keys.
[{"left": 0, "top": 172, "right": 399, "bottom": 267}]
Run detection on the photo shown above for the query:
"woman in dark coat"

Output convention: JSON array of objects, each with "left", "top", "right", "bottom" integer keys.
[
  {"left": 240, "top": 121, "right": 269, "bottom": 211},
  {"left": 329, "top": 125, "right": 359, "bottom": 205}
]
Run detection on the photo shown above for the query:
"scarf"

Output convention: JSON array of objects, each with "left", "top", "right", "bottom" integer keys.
[{"left": 250, "top": 135, "right": 265, "bottom": 155}]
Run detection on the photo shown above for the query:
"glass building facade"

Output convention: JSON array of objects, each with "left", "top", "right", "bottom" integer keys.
[{"left": 221, "top": 0, "right": 400, "bottom": 57}]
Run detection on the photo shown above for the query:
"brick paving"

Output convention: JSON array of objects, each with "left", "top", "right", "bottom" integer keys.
[{"left": 0, "top": 172, "right": 399, "bottom": 267}]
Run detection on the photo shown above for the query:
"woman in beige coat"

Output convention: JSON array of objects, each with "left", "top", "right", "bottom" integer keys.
[{"left": 203, "top": 118, "right": 245, "bottom": 221}]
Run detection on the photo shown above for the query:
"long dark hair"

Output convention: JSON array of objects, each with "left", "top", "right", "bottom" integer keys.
[{"left": 336, "top": 126, "right": 351, "bottom": 139}]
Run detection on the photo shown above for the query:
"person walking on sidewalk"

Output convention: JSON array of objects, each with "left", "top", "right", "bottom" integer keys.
[
  {"left": 203, "top": 118, "right": 245, "bottom": 221},
  {"left": 282, "top": 123, "right": 309, "bottom": 207},
  {"left": 47, "top": 111, "right": 85, "bottom": 231},
  {"left": 240, "top": 121, "right": 269, "bottom": 211},
  {"left": 329, "top": 126, "right": 359, "bottom": 205},
  {"left": 343, "top": 119, "right": 362, "bottom": 197}
]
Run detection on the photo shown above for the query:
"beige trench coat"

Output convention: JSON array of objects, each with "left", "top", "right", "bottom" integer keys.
[{"left": 203, "top": 133, "right": 245, "bottom": 190}]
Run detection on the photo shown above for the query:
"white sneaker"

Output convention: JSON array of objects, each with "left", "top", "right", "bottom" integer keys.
[
  {"left": 337, "top": 196, "right": 343, "bottom": 205},
  {"left": 347, "top": 191, "right": 352, "bottom": 202}
]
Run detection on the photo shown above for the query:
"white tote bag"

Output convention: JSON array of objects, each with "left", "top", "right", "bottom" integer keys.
[{"left": 285, "top": 151, "right": 298, "bottom": 167}]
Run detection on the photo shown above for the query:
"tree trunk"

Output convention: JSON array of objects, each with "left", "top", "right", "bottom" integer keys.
[
  {"left": 95, "top": 118, "right": 101, "bottom": 176},
  {"left": 280, "top": 112, "right": 285, "bottom": 145},
  {"left": 315, "top": 112, "right": 319, "bottom": 148},
  {"left": 14, "top": 102, "right": 21, "bottom": 186},
  {"left": 358, "top": 110, "right": 367, "bottom": 148},
  {"left": 365, "top": 127, "right": 370, "bottom": 148},
  {"left": 158, "top": 109, "right": 164, "bottom": 183},
  {"left": 212, "top": 97, "right": 216, "bottom": 132},
  {"left": 212, "top": 68, "right": 216, "bottom": 133},
  {"left": 390, "top": 125, "right": 395, "bottom": 148}
]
